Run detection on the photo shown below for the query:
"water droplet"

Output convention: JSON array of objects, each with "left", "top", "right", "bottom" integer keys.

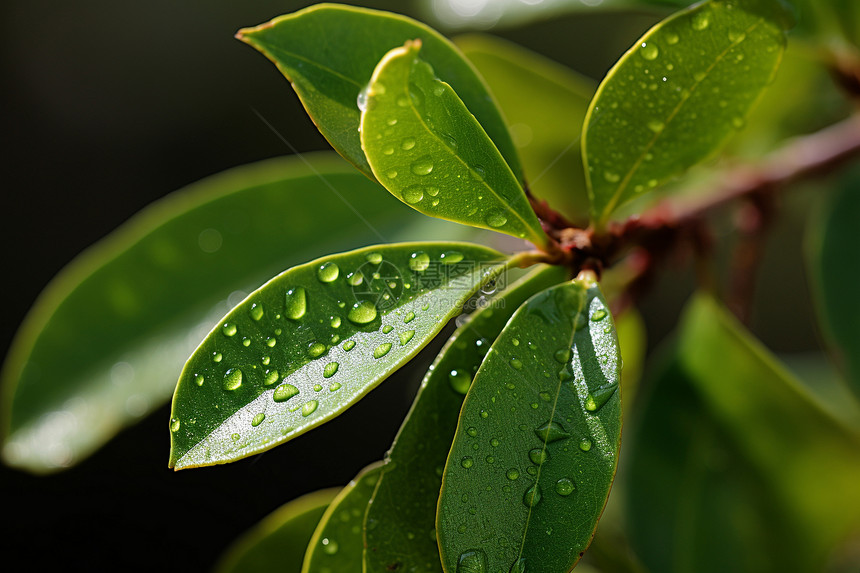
[
  {"left": 373, "top": 343, "right": 392, "bottom": 359},
  {"left": 485, "top": 211, "right": 508, "bottom": 228},
  {"left": 383, "top": 146, "right": 394, "bottom": 155},
  {"left": 440, "top": 251, "right": 464, "bottom": 264},
  {"left": 242, "top": 338, "right": 251, "bottom": 347},
  {"left": 579, "top": 438, "right": 593, "bottom": 451},
  {"left": 170, "top": 418, "right": 181, "bottom": 432},
  {"left": 470, "top": 165, "right": 486, "bottom": 181},
  {"left": 308, "top": 342, "right": 326, "bottom": 358},
  {"left": 728, "top": 30, "right": 746, "bottom": 42},
  {"left": 317, "top": 261, "right": 340, "bottom": 283},
  {"left": 665, "top": 32, "right": 679, "bottom": 44},
  {"left": 357, "top": 85, "right": 369, "bottom": 111},
  {"left": 222, "top": 368, "right": 243, "bottom": 391},
  {"left": 461, "top": 456, "right": 474, "bottom": 469},
  {"left": 343, "top": 340, "right": 356, "bottom": 351},
  {"left": 467, "top": 426, "right": 478, "bottom": 437},
  {"left": 402, "top": 312, "right": 416, "bottom": 326},
  {"left": 411, "top": 156, "right": 434, "bottom": 176},
  {"left": 346, "top": 272, "right": 363, "bottom": 287},
  {"left": 265, "top": 336, "right": 277, "bottom": 348},
  {"left": 732, "top": 116, "right": 746, "bottom": 129},
  {"left": 387, "top": 118, "right": 398, "bottom": 126},
  {"left": 194, "top": 374, "right": 205, "bottom": 386},
  {"left": 480, "top": 410, "right": 489, "bottom": 419},
  {"left": 330, "top": 382, "right": 341, "bottom": 391},
  {"left": 251, "top": 413, "right": 265, "bottom": 427},
  {"left": 399, "top": 330, "right": 415, "bottom": 345},
  {"left": 212, "top": 352, "right": 223, "bottom": 363},
  {"left": 591, "top": 308, "right": 608, "bottom": 322},
  {"left": 366, "top": 252, "right": 383, "bottom": 264},
  {"left": 604, "top": 171, "right": 620, "bottom": 183},
  {"left": 382, "top": 325, "right": 393, "bottom": 334},
  {"left": 490, "top": 438, "right": 500, "bottom": 447},
  {"left": 485, "top": 455, "right": 495, "bottom": 464},
  {"left": 449, "top": 369, "right": 472, "bottom": 394},
  {"left": 523, "top": 483, "right": 542, "bottom": 507},
  {"left": 285, "top": 287, "right": 307, "bottom": 320},
  {"left": 512, "top": 338, "right": 520, "bottom": 347},
  {"left": 691, "top": 11, "right": 710, "bottom": 30},
  {"left": 249, "top": 303, "right": 264, "bottom": 321},
  {"left": 401, "top": 137, "right": 416, "bottom": 150},
  {"left": 329, "top": 316, "right": 342, "bottom": 329},
  {"left": 273, "top": 383, "right": 299, "bottom": 402},
  {"left": 554, "top": 348, "right": 570, "bottom": 363},
  {"left": 323, "top": 362, "right": 339, "bottom": 378},
  {"left": 348, "top": 300, "right": 378, "bottom": 324},
  {"left": 302, "top": 400, "right": 319, "bottom": 416},
  {"left": 221, "top": 322, "right": 238, "bottom": 337},
  {"left": 585, "top": 382, "right": 619, "bottom": 412},
  {"left": 506, "top": 468, "right": 520, "bottom": 480},
  {"left": 640, "top": 42, "right": 659, "bottom": 60},
  {"left": 539, "top": 391, "right": 552, "bottom": 402},
  {"left": 535, "top": 421, "right": 570, "bottom": 443},
  {"left": 264, "top": 370, "right": 279, "bottom": 386},
  {"left": 555, "top": 477, "right": 575, "bottom": 496},
  {"left": 403, "top": 185, "right": 424, "bottom": 204},
  {"left": 529, "top": 448, "right": 549, "bottom": 465},
  {"left": 510, "top": 358, "right": 523, "bottom": 370},
  {"left": 648, "top": 120, "right": 665, "bottom": 133},
  {"left": 457, "top": 549, "right": 487, "bottom": 573}
]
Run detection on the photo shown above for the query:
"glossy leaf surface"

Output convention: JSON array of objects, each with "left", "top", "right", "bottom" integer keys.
[
  {"left": 216, "top": 488, "right": 337, "bottom": 573},
  {"left": 456, "top": 34, "right": 596, "bottom": 225},
  {"left": 169, "top": 242, "right": 511, "bottom": 469},
  {"left": 583, "top": 0, "right": 787, "bottom": 225},
  {"left": 360, "top": 41, "right": 548, "bottom": 247},
  {"left": 808, "top": 166, "right": 860, "bottom": 396},
  {"left": 1, "top": 154, "right": 463, "bottom": 474},
  {"left": 303, "top": 464, "right": 382, "bottom": 573},
  {"left": 237, "top": 4, "right": 521, "bottom": 183},
  {"left": 437, "top": 277, "right": 622, "bottom": 573},
  {"left": 629, "top": 295, "right": 860, "bottom": 572},
  {"left": 364, "top": 265, "right": 567, "bottom": 572}
]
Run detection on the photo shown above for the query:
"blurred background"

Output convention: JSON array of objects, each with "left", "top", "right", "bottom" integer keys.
[{"left": 1, "top": 0, "right": 848, "bottom": 570}]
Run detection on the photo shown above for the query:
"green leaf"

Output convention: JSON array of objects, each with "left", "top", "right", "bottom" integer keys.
[
  {"left": 628, "top": 294, "right": 860, "bottom": 572},
  {"left": 807, "top": 165, "right": 860, "bottom": 397},
  {"left": 215, "top": 488, "right": 338, "bottom": 573},
  {"left": 303, "top": 463, "right": 383, "bottom": 573},
  {"left": 169, "top": 242, "right": 514, "bottom": 470},
  {"left": 437, "top": 276, "right": 622, "bottom": 573},
  {"left": 582, "top": 0, "right": 788, "bottom": 226},
  {"left": 237, "top": 4, "right": 522, "bottom": 184},
  {"left": 360, "top": 41, "right": 549, "bottom": 247},
  {"left": 364, "top": 265, "right": 567, "bottom": 572},
  {"left": 1, "top": 154, "right": 465, "bottom": 474},
  {"left": 455, "top": 34, "right": 596, "bottom": 225}
]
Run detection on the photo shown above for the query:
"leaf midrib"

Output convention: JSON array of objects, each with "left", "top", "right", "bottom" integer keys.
[{"left": 598, "top": 16, "right": 766, "bottom": 224}]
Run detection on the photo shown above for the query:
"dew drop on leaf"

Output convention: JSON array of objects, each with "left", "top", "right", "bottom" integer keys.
[
  {"left": 373, "top": 343, "right": 392, "bottom": 359},
  {"left": 510, "top": 358, "right": 523, "bottom": 370},
  {"left": 440, "top": 251, "right": 464, "bottom": 264},
  {"left": 321, "top": 537, "right": 339, "bottom": 555},
  {"left": 222, "top": 322, "right": 237, "bottom": 337},
  {"left": 249, "top": 303, "right": 264, "bottom": 321},
  {"left": 409, "top": 251, "right": 430, "bottom": 272},
  {"left": 467, "top": 427, "right": 478, "bottom": 437},
  {"left": 194, "top": 374, "right": 205, "bottom": 387},
  {"left": 506, "top": 468, "right": 520, "bottom": 480},
  {"left": 410, "top": 156, "right": 434, "bottom": 176},
  {"left": 223, "top": 368, "right": 243, "bottom": 391},
  {"left": 449, "top": 369, "right": 472, "bottom": 394},
  {"left": 691, "top": 11, "right": 710, "bottom": 30},
  {"left": 251, "top": 413, "right": 265, "bottom": 427},
  {"left": 348, "top": 300, "right": 378, "bottom": 324},
  {"left": 640, "top": 42, "right": 659, "bottom": 60},
  {"left": 403, "top": 185, "right": 424, "bottom": 204},
  {"left": 457, "top": 549, "right": 487, "bottom": 573},
  {"left": 554, "top": 348, "right": 570, "bottom": 363},
  {"left": 301, "top": 400, "right": 319, "bottom": 417},
  {"left": 591, "top": 308, "right": 607, "bottom": 322},
  {"left": 523, "top": 483, "right": 542, "bottom": 507},
  {"left": 317, "top": 262, "right": 340, "bottom": 283},
  {"left": 579, "top": 438, "right": 593, "bottom": 452},
  {"left": 399, "top": 330, "right": 415, "bottom": 345},
  {"left": 485, "top": 211, "right": 508, "bottom": 228},
  {"left": 343, "top": 340, "right": 356, "bottom": 351},
  {"left": 170, "top": 418, "right": 180, "bottom": 432},
  {"left": 323, "top": 362, "right": 339, "bottom": 378},
  {"left": 346, "top": 272, "right": 363, "bottom": 286},
  {"left": 273, "top": 383, "right": 299, "bottom": 403},
  {"left": 366, "top": 252, "right": 383, "bottom": 264},
  {"left": 285, "top": 287, "right": 307, "bottom": 320},
  {"left": 212, "top": 352, "right": 223, "bottom": 363},
  {"left": 535, "top": 421, "right": 570, "bottom": 443},
  {"left": 461, "top": 456, "right": 474, "bottom": 469},
  {"left": 264, "top": 370, "right": 279, "bottom": 386},
  {"left": 555, "top": 478, "right": 575, "bottom": 496},
  {"left": 382, "top": 325, "right": 393, "bottom": 334},
  {"left": 308, "top": 342, "right": 326, "bottom": 358},
  {"left": 529, "top": 448, "right": 549, "bottom": 465}
]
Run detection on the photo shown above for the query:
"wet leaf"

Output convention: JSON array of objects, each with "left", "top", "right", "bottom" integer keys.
[
  {"left": 360, "top": 41, "right": 549, "bottom": 247},
  {"left": 437, "top": 276, "right": 622, "bottom": 573},
  {"left": 1, "top": 154, "right": 461, "bottom": 474},
  {"left": 807, "top": 165, "right": 860, "bottom": 397},
  {"left": 456, "top": 34, "right": 596, "bottom": 225},
  {"left": 364, "top": 265, "right": 567, "bottom": 572},
  {"left": 628, "top": 295, "right": 860, "bottom": 572},
  {"left": 216, "top": 488, "right": 338, "bottom": 573},
  {"left": 237, "top": 4, "right": 521, "bottom": 183},
  {"left": 168, "top": 242, "right": 512, "bottom": 469},
  {"left": 583, "top": 0, "right": 788, "bottom": 226},
  {"left": 303, "top": 464, "right": 382, "bottom": 573}
]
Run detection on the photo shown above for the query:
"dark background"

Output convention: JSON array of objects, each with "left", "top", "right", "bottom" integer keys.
[{"left": 0, "top": 1, "right": 826, "bottom": 570}]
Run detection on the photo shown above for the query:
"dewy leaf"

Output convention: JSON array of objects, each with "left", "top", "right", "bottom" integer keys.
[
  {"left": 1, "top": 153, "right": 462, "bottom": 474},
  {"left": 807, "top": 166, "right": 860, "bottom": 397},
  {"left": 237, "top": 4, "right": 522, "bottom": 183},
  {"left": 364, "top": 265, "right": 567, "bottom": 573},
  {"left": 303, "top": 463, "right": 383, "bottom": 573},
  {"left": 629, "top": 294, "right": 860, "bottom": 572},
  {"left": 456, "top": 34, "right": 596, "bottom": 225},
  {"left": 582, "top": 0, "right": 788, "bottom": 226},
  {"left": 360, "top": 41, "right": 549, "bottom": 248},
  {"left": 168, "top": 242, "right": 513, "bottom": 470},
  {"left": 437, "top": 276, "right": 622, "bottom": 573},
  {"left": 215, "top": 488, "right": 338, "bottom": 573}
]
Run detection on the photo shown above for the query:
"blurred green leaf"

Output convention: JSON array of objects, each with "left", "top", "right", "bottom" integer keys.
[
  {"left": 216, "top": 488, "right": 338, "bottom": 573},
  {"left": 237, "top": 4, "right": 522, "bottom": 183},
  {"left": 437, "top": 276, "right": 622, "bottom": 573},
  {"left": 808, "top": 166, "right": 860, "bottom": 398},
  {"left": 360, "top": 41, "right": 548, "bottom": 247},
  {"left": 1, "top": 153, "right": 467, "bottom": 474},
  {"left": 169, "top": 242, "right": 512, "bottom": 470},
  {"left": 628, "top": 294, "right": 860, "bottom": 572},
  {"left": 583, "top": 0, "right": 787, "bottom": 226},
  {"left": 456, "top": 34, "right": 596, "bottom": 225},
  {"left": 364, "top": 265, "right": 567, "bottom": 572},
  {"left": 303, "top": 464, "right": 382, "bottom": 573}
]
